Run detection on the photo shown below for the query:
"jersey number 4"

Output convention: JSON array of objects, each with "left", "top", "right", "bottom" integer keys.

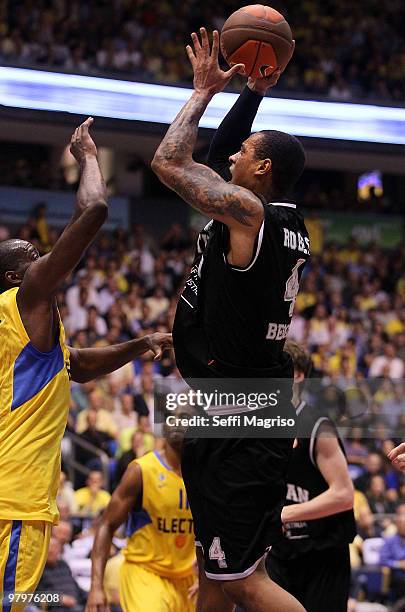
[
  {"left": 284, "top": 259, "right": 306, "bottom": 317},
  {"left": 209, "top": 537, "right": 227, "bottom": 568}
]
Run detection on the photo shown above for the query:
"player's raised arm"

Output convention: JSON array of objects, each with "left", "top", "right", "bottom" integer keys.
[
  {"left": 151, "top": 28, "right": 263, "bottom": 233},
  {"left": 86, "top": 463, "right": 142, "bottom": 612},
  {"left": 207, "top": 70, "right": 283, "bottom": 179},
  {"left": 18, "top": 118, "right": 107, "bottom": 305}
]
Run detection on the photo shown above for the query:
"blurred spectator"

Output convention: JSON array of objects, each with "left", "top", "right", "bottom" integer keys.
[
  {"left": 76, "top": 391, "right": 118, "bottom": 439},
  {"left": 369, "top": 343, "right": 405, "bottom": 378},
  {"left": 36, "top": 537, "right": 87, "bottom": 611},
  {"left": 114, "top": 430, "right": 150, "bottom": 486},
  {"left": 57, "top": 471, "right": 78, "bottom": 515},
  {"left": 74, "top": 471, "right": 111, "bottom": 517},
  {"left": 75, "top": 409, "right": 116, "bottom": 474},
  {"left": 113, "top": 393, "right": 137, "bottom": 431},
  {"left": 380, "top": 504, "right": 405, "bottom": 599},
  {"left": 366, "top": 475, "right": 396, "bottom": 515}
]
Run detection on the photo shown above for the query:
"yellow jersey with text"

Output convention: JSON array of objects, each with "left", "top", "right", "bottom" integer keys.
[
  {"left": 123, "top": 451, "right": 194, "bottom": 578},
  {"left": 0, "top": 287, "right": 70, "bottom": 523}
]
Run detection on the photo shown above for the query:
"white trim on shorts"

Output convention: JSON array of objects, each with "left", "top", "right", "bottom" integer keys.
[
  {"left": 204, "top": 549, "right": 270, "bottom": 581},
  {"left": 195, "top": 540, "right": 202, "bottom": 547}
]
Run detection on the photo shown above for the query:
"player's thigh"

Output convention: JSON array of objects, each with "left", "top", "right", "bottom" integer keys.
[
  {"left": 0, "top": 520, "right": 51, "bottom": 612},
  {"left": 119, "top": 562, "right": 173, "bottom": 612},
  {"left": 196, "top": 546, "right": 235, "bottom": 612}
]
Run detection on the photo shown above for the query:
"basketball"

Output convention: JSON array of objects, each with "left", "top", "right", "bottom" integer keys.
[{"left": 220, "top": 4, "right": 294, "bottom": 79}]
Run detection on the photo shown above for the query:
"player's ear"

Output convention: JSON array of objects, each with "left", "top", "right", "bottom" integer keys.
[
  {"left": 254, "top": 158, "right": 272, "bottom": 176},
  {"left": 5, "top": 270, "right": 22, "bottom": 286},
  {"left": 294, "top": 370, "right": 305, "bottom": 384}
]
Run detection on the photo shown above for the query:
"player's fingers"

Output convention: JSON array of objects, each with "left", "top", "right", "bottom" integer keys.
[
  {"left": 186, "top": 45, "right": 196, "bottom": 67},
  {"left": 81, "top": 116, "right": 94, "bottom": 132},
  {"left": 211, "top": 29, "right": 219, "bottom": 59},
  {"left": 227, "top": 63, "right": 245, "bottom": 78},
  {"left": 153, "top": 348, "right": 163, "bottom": 361},
  {"left": 388, "top": 443, "right": 405, "bottom": 460},
  {"left": 191, "top": 32, "right": 201, "bottom": 54},
  {"left": 392, "top": 455, "right": 405, "bottom": 471},
  {"left": 200, "top": 28, "right": 210, "bottom": 57}
]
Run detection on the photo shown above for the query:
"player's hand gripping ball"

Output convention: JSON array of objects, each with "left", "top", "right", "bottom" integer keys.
[{"left": 221, "top": 4, "right": 295, "bottom": 79}]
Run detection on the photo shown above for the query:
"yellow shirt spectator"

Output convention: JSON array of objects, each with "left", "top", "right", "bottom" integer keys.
[
  {"left": 385, "top": 318, "right": 404, "bottom": 337},
  {"left": 76, "top": 408, "right": 118, "bottom": 438},
  {"left": 74, "top": 471, "right": 111, "bottom": 517}
]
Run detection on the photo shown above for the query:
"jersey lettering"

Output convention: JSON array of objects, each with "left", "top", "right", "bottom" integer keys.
[
  {"left": 266, "top": 323, "right": 290, "bottom": 340},
  {"left": 283, "top": 228, "right": 310, "bottom": 255}
]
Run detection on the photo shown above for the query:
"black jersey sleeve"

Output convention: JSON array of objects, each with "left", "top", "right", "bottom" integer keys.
[{"left": 207, "top": 86, "right": 263, "bottom": 181}]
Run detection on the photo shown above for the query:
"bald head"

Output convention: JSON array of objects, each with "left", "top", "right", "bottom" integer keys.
[{"left": 0, "top": 239, "right": 39, "bottom": 291}]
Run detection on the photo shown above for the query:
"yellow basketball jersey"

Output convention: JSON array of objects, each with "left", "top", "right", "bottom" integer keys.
[
  {"left": 0, "top": 288, "right": 70, "bottom": 524},
  {"left": 123, "top": 451, "right": 195, "bottom": 579}
]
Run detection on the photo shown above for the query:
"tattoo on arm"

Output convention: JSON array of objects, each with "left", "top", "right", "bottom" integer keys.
[
  {"left": 154, "top": 91, "right": 209, "bottom": 165},
  {"left": 171, "top": 165, "right": 258, "bottom": 226},
  {"left": 152, "top": 91, "right": 262, "bottom": 227}
]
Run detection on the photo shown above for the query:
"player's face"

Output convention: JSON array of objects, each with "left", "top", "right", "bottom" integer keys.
[
  {"left": 228, "top": 136, "right": 260, "bottom": 187},
  {"left": 229, "top": 134, "right": 267, "bottom": 189}
]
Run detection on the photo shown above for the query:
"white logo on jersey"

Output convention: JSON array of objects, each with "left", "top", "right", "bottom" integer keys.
[{"left": 284, "top": 258, "right": 306, "bottom": 317}]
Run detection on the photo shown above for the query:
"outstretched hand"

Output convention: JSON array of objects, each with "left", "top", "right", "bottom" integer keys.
[
  {"left": 186, "top": 27, "right": 245, "bottom": 97},
  {"left": 70, "top": 117, "right": 98, "bottom": 164}
]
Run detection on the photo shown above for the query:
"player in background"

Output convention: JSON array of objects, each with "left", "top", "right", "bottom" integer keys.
[
  {"left": 267, "top": 340, "right": 356, "bottom": 612},
  {"left": 86, "top": 409, "right": 197, "bottom": 612},
  {"left": 152, "top": 28, "right": 307, "bottom": 612},
  {"left": 0, "top": 118, "right": 171, "bottom": 608}
]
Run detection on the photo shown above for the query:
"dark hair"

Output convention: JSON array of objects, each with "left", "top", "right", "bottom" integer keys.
[
  {"left": 0, "top": 239, "right": 33, "bottom": 291},
  {"left": 254, "top": 130, "right": 306, "bottom": 198}
]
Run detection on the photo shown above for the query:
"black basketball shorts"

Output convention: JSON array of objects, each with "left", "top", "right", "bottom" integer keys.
[
  {"left": 181, "top": 421, "right": 294, "bottom": 580},
  {"left": 267, "top": 545, "right": 351, "bottom": 612}
]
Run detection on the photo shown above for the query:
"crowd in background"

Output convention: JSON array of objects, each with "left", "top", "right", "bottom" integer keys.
[
  {"left": 3, "top": 211, "right": 405, "bottom": 608},
  {"left": 1, "top": 0, "right": 404, "bottom": 103}
]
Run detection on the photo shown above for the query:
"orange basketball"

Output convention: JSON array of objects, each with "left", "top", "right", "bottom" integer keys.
[{"left": 220, "top": 5, "right": 294, "bottom": 79}]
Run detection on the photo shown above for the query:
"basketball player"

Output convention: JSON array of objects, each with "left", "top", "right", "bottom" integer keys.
[
  {"left": 0, "top": 118, "right": 171, "bottom": 608},
  {"left": 86, "top": 410, "right": 197, "bottom": 612},
  {"left": 152, "top": 28, "right": 308, "bottom": 612},
  {"left": 267, "top": 341, "right": 356, "bottom": 612}
]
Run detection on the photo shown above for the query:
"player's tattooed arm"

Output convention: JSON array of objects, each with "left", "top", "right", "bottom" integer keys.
[
  {"left": 168, "top": 162, "right": 263, "bottom": 228},
  {"left": 152, "top": 29, "right": 263, "bottom": 230}
]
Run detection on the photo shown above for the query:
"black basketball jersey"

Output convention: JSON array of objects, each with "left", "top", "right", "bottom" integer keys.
[
  {"left": 271, "top": 402, "right": 357, "bottom": 560},
  {"left": 173, "top": 201, "right": 310, "bottom": 379}
]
